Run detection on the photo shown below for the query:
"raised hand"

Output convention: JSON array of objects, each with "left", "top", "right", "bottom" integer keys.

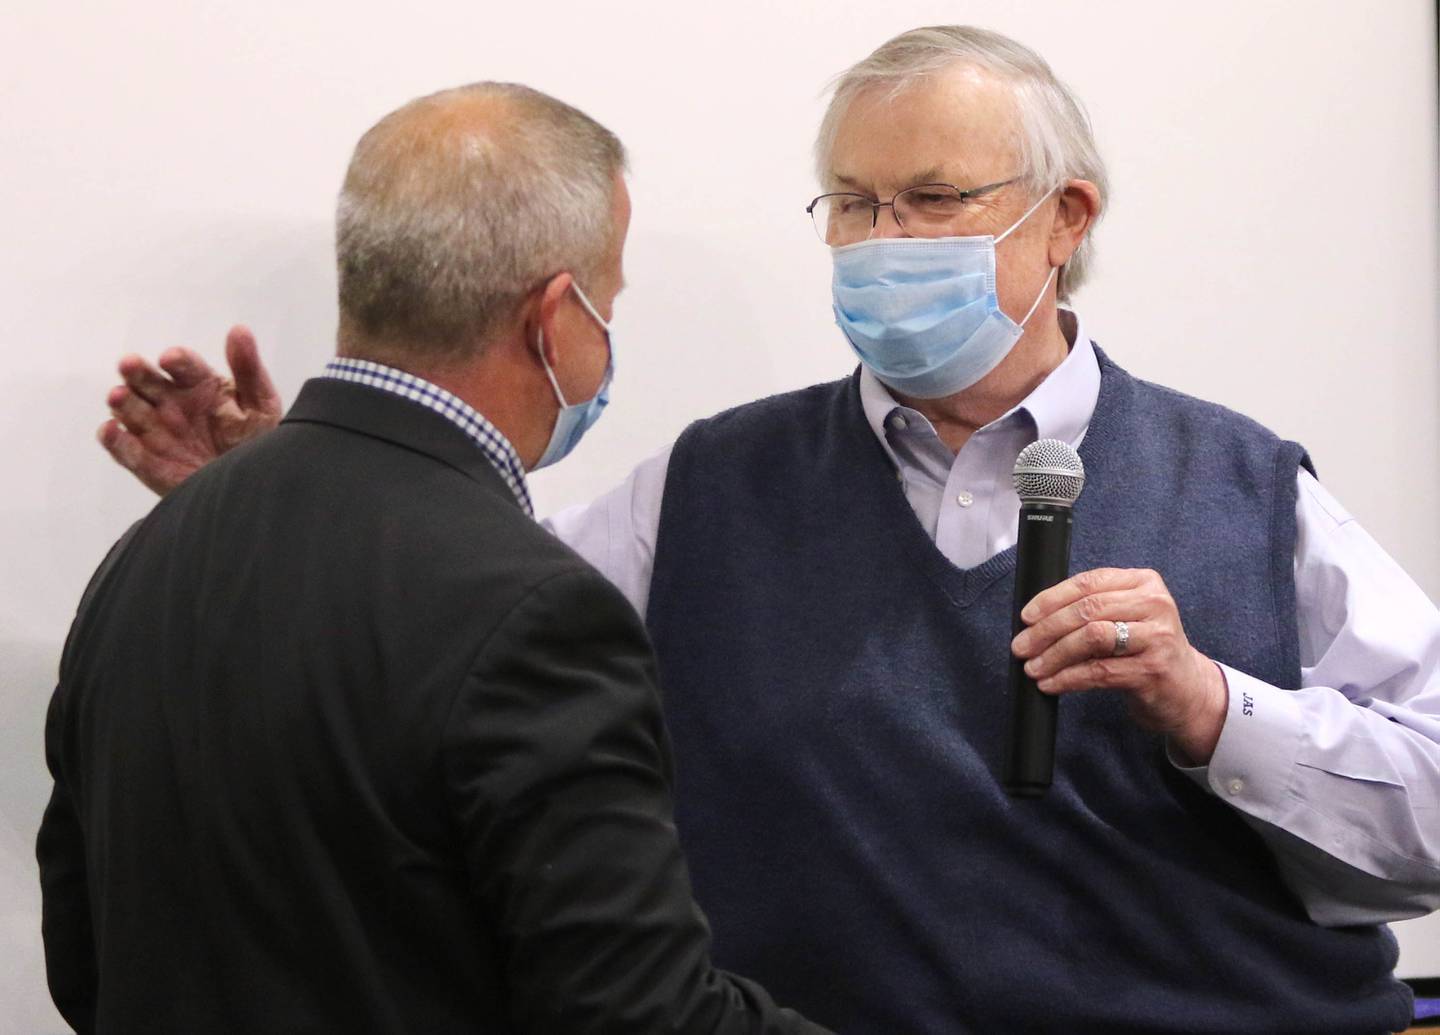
[
  {"left": 1010, "top": 567, "right": 1230, "bottom": 764},
  {"left": 99, "top": 325, "right": 285, "bottom": 496}
]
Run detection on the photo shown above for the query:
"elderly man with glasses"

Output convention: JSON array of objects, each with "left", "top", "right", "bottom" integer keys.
[{"left": 98, "top": 25, "right": 1439, "bottom": 1034}]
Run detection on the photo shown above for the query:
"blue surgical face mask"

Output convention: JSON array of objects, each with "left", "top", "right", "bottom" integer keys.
[
  {"left": 830, "top": 190, "right": 1057, "bottom": 399},
  {"left": 533, "top": 282, "right": 613, "bottom": 471}
]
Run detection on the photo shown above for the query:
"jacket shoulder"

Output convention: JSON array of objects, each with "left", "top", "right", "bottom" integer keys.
[{"left": 152, "top": 418, "right": 617, "bottom": 632}]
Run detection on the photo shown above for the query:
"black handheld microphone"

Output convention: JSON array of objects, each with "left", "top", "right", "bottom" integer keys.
[{"left": 1003, "top": 439, "right": 1086, "bottom": 798}]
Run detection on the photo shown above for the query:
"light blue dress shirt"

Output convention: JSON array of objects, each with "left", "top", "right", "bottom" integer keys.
[{"left": 545, "top": 313, "right": 1440, "bottom": 927}]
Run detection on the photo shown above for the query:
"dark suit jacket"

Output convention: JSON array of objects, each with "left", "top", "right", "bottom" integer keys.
[{"left": 38, "top": 378, "right": 827, "bottom": 1035}]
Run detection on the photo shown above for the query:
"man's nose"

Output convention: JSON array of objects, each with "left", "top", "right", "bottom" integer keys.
[{"left": 868, "top": 203, "right": 909, "bottom": 240}]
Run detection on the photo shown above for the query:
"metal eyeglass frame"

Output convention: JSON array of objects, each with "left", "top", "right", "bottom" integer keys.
[{"left": 805, "top": 177, "right": 1020, "bottom": 241}]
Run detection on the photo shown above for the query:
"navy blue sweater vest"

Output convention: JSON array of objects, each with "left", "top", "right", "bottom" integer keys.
[{"left": 646, "top": 350, "right": 1411, "bottom": 1034}]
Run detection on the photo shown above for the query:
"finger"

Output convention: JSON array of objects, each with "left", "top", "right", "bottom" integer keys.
[
  {"left": 98, "top": 419, "right": 143, "bottom": 471},
  {"left": 116, "top": 354, "right": 176, "bottom": 405},
  {"left": 1036, "top": 653, "right": 1140, "bottom": 694},
  {"left": 1025, "top": 620, "right": 1148, "bottom": 682},
  {"left": 157, "top": 346, "right": 223, "bottom": 390},
  {"left": 225, "top": 325, "right": 281, "bottom": 413},
  {"left": 97, "top": 420, "right": 183, "bottom": 497},
  {"left": 1013, "top": 589, "right": 1141, "bottom": 658},
  {"left": 108, "top": 386, "right": 166, "bottom": 438},
  {"left": 1021, "top": 567, "right": 1150, "bottom": 625}
]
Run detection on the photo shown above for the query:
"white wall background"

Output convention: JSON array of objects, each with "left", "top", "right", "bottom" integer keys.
[{"left": 2, "top": 1, "right": 1436, "bottom": 1029}]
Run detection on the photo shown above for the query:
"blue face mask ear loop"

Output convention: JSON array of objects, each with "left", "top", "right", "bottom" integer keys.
[
  {"left": 1017, "top": 266, "right": 1058, "bottom": 328},
  {"left": 568, "top": 281, "right": 612, "bottom": 342},
  {"left": 994, "top": 185, "right": 1060, "bottom": 246},
  {"left": 535, "top": 282, "right": 612, "bottom": 409},
  {"left": 535, "top": 327, "right": 572, "bottom": 409},
  {"left": 995, "top": 186, "right": 1061, "bottom": 329}
]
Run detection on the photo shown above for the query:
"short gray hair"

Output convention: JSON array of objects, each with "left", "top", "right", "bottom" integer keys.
[
  {"left": 815, "top": 26, "right": 1109, "bottom": 298},
  {"left": 336, "top": 82, "right": 627, "bottom": 362}
]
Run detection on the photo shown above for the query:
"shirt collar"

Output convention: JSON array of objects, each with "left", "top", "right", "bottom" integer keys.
[
  {"left": 858, "top": 308, "right": 1101, "bottom": 463},
  {"left": 322, "top": 357, "right": 534, "bottom": 518}
]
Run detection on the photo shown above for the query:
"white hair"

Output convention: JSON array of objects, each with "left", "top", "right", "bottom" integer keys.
[
  {"left": 815, "top": 26, "right": 1109, "bottom": 298},
  {"left": 336, "top": 82, "right": 627, "bottom": 361}
]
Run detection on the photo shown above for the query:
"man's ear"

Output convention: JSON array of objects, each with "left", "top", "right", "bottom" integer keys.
[
  {"left": 526, "top": 271, "right": 575, "bottom": 368},
  {"left": 1048, "top": 179, "right": 1102, "bottom": 268}
]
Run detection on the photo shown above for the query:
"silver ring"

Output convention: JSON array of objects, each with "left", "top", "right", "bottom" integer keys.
[{"left": 1112, "top": 620, "right": 1130, "bottom": 657}]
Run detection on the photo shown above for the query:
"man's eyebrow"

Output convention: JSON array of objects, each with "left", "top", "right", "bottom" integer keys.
[
  {"left": 829, "top": 167, "right": 949, "bottom": 193},
  {"left": 828, "top": 172, "right": 867, "bottom": 192},
  {"left": 904, "top": 167, "right": 946, "bottom": 186}
]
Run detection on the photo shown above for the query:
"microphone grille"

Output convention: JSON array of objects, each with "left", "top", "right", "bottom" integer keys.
[{"left": 1013, "top": 438, "right": 1085, "bottom": 506}]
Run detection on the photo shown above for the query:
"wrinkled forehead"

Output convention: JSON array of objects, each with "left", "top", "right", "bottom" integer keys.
[{"left": 824, "top": 64, "right": 1023, "bottom": 194}]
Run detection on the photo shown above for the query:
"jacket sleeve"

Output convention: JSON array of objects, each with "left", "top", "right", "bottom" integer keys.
[
  {"left": 35, "top": 523, "right": 141, "bottom": 1034},
  {"left": 36, "top": 688, "right": 98, "bottom": 1035},
  {"left": 441, "top": 567, "right": 830, "bottom": 1034}
]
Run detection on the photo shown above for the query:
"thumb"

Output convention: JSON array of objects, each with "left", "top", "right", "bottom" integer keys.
[{"left": 225, "top": 325, "right": 282, "bottom": 414}]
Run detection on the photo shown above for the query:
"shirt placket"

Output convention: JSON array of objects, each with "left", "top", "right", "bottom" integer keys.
[{"left": 935, "top": 417, "right": 1030, "bottom": 570}]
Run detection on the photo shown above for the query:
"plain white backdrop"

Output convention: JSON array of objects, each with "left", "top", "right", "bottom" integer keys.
[{"left": 3, "top": 2, "right": 1436, "bottom": 1029}]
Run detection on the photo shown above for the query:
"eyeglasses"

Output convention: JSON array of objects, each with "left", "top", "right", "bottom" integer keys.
[{"left": 805, "top": 177, "right": 1019, "bottom": 246}]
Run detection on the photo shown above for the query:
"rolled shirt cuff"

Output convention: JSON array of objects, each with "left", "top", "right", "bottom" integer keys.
[{"left": 1167, "top": 663, "right": 1305, "bottom": 819}]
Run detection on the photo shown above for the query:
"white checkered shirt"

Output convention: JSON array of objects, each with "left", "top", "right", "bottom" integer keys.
[{"left": 322, "top": 358, "right": 533, "bottom": 518}]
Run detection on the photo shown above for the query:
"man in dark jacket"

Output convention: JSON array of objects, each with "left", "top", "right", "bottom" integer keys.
[{"left": 39, "top": 81, "right": 828, "bottom": 1034}]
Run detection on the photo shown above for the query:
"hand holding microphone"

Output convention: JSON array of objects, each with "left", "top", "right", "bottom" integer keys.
[{"left": 1006, "top": 443, "right": 1229, "bottom": 788}]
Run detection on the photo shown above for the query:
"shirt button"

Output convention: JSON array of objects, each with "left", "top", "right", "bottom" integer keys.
[
  {"left": 1226, "top": 778, "right": 1245, "bottom": 796},
  {"left": 956, "top": 491, "right": 974, "bottom": 508},
  {"left": 888, "top": 413, "right": 908, "bottom": 431}
]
